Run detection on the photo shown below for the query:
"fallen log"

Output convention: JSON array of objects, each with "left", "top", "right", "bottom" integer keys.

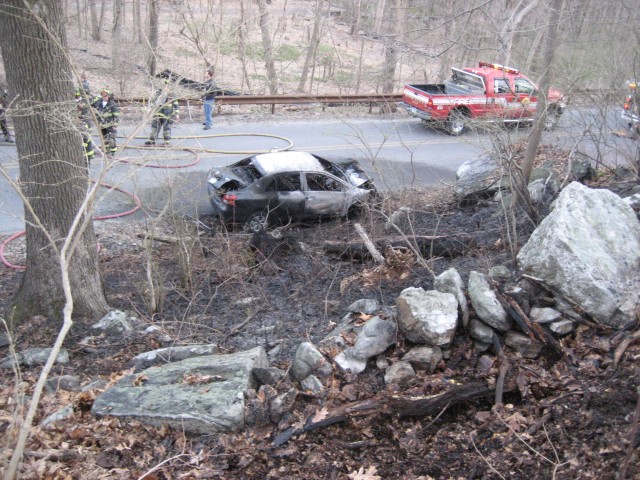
[
  {"left": 323, "top": 234, "right": 476, "bottom": 261},
  {"left": 273, "top": 378, "right": 514, "bottom": 446},
  {"left": 137, "top": 232, "right": 196, "bottom": 244},
  {"left": 353, "top": 223, "right": 385, "bottom": 264},
  {"left": 500, "top": 292, "right": 564, "bottom": 356},
  {"left": 389, "top": 378, "right": 516, "bottom": 418}
]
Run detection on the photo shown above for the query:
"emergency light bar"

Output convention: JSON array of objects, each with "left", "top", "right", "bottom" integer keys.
[{"left": 478, "top": 61, "right": 520, "bottom": 75}]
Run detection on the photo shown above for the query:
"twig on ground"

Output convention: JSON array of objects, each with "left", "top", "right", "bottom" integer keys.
[
  {"left": 470, "top": 433, "right": 506, "bottom": 480},
  {"left": 223, "top": 309, "right": 264, "bottom": 342},
  {"left": 614, "top": 330, "right": 640, "bottom": 367},
  {"left": 491, "top": 333, "right": 509, "bottom": 407},
  {"left": 353, "top": 222, "right": 385, "bottom": 264}
]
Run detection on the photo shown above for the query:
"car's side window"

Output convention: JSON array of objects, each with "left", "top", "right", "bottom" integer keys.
[
  {"left": 494, "top": 78, "right": 509, "bottom": 94},
  {"left": 272, "top": 173, "right": 302, "bottom": 192},
  {"left": 514, "top": 78, "right": 534, "bottom": 94},
  {"left": 306, "top": 173, "right": 345, "bottom": 192}
]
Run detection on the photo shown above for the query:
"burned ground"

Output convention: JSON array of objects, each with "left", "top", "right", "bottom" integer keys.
[{"left": 1, "top": 168, "right": 639, "bottom": 479}]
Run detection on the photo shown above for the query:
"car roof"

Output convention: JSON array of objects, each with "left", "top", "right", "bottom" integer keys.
[{"left": 253, "top": 151, "right": 324, "bottom": 175}]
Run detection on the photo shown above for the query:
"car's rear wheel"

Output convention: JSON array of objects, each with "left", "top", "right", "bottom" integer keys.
[
  {"left": 446, "top": 109, "right": 468, "bottom": 136},
  {"left": 243, "top": 211, "right": 270, "bottom": 233}
]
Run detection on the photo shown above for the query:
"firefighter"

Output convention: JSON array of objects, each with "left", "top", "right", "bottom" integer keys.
[
  {"left": 75, "top": 88, "right": 95, "bottom": 163},
  {"left": 627, "top": 81, "right": 640, "bottom": 138},
  {"left": 145, "top": 82, "right": 180, "bottom": 146},
  {"left": 92, "top": 88, "right": 120, "bottom": 156},
  {"left": 0, "top": 88, "right": 13, "bottom": 143}
]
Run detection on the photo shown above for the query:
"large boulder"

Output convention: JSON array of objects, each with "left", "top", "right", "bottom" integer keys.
[
  {"left": 517, "top": 182, "right": 640, "bottom": 328},
  {"left": 454, "top": 154, "right": 499, "bottom": 202},
  {"left": 92, "top": 347, "right": 269, "bottom": 434},
  {"left": 334, "top": 316, "right": 397, "bottom": 374},
  {"left": 468, "top": 272, "right": 511, "bottom": 332},
  {"left": 434, "top": 268, "right": 469, "bottom": 328},
  {"left": 396, "top": 288, "right": 458, "bottom": 346}
]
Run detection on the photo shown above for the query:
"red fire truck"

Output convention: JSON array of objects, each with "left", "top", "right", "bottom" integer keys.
[{"left": 402, "top": 61, "right": 566, "bottom": 135}]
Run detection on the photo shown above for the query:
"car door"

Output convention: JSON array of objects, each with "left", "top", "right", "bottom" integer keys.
[
  {"left": 263, "top": 172, "right": 305, "bottom": 220},
  {"left": 487, "top": 77, "right": 511, "bottom": 118},
  {"left": 512, "top": 77, "right": 538, "bottom": 119},
  {"left": 303, "top": 172, "right": 349, "bottom": 218}
]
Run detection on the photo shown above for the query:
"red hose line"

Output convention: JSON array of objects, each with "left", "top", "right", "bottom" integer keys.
[{"left": 0, "top": 181, "right": 142, "bottom": 270}]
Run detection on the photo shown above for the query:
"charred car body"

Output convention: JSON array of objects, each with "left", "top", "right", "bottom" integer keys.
[{"left": 207, "top": 151, "right": 376, "bottom": 231}]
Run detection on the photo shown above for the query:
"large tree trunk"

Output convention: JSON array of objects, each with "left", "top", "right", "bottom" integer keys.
[
  {"left": 98, "top": 0, "right": 106, "bottom": 39},
  {"left": 521, "top": 0, "right": 563, "bottom": 186},
  {"left": 349, "top": 0, "right": 362, "bottom": 36},
  {"left": 373, "top": 0, "right": 386, "bottom": 33},
  {"left": 89, "top": 0, "right": 100, "bottom": 41},
  {"left": 238, "top": 0, "right": 253, "bottom": 92},
  {"left": 147, "top": 0, "right": 160, "bottom": 76},
  {"left": 381, "top": 0, "right": 407, "bottom": 103},
  {"left": 0, "top": 0, "right": 109, "bottom": 325},
  {"left": 134, "top": 0, "right": 144, "bottom": 44},
  {"left": 112, "top": 0, "right": 124, "bottom": 74},
  {"left": 498, "top": 0, "right": 541, "bottom": 66},
  {"left": 297, "top": 0, "right": 323, "bottom": 93},
  {"left": 257, "top": 0, "right": 278, "bottom": 94}
]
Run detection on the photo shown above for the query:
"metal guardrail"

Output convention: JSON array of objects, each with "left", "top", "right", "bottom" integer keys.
[{"left": 123, "top": 93, "right": 404, "bottom": 112}]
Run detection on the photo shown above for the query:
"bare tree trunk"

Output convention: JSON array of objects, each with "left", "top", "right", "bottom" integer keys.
[
  {"left": 355, "top": 36, "right": 365, "bottom": 93},
  {"left": 89, "top": 0, "right": 98, "bottom": 40},
  {"left": 75, "top": 0, "right": 82, "bottom": 36},
  {"left": 97, "top": 0, "right": 106, "bottom": 41},
  {"left": 257, "top": 0, "right": 278, "bottom": 94},
  {"left": 0, "top": 0, "right": 109, "bottom": 326},
  {"left": 238, "top": 0, "right": 252, "bottom": 92},
  {"left": 521, "top": 0, "right": 563, "bottom": 186},
  {"left": 112, "top": 0, "right": 124, "bottom": 74},
  {"left": 147, "top": 0, "right": 160, "bottom": 75},
  {"left": 499, "top": 0, "right": 541, "bottom": 66},
  {"left": 298, "top": 0, "right": 323, "bottom": 92},
  {"left": 381, "top": 0, "right": 407, "bottom": 100},
  {"left": 350, "top": 0, "right": 362, "bottom": 35},
  {"left": 374, "top": 0, "right": 386, "bottom": 33},
  {"left": 134, "top": 0, "right": 144, "bottom": 44}
]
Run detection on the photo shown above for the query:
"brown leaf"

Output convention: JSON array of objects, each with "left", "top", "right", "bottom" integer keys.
[
  {"left": 311, "top": 407, "right": 329, "bottom": 423},
  {"left": 347, "top": 465, "right": 382, "bottom": 480},
  {"left": 182, "top": 373, "right": 223, "bottom": 385},
  {"left": 132, "top": 374, "right": 148, "bottom": 386}
]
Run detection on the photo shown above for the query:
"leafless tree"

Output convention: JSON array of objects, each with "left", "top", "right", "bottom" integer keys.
[
  {"left": 381, "top": 0, "right": 408, "bottom": 98},
  {"left": 148, "top": 0, "right": 160, "bottom": 75},
  {"left": 257, "top": 0, "right": 278, "bottom": 94},
  {"left": 134, "top": 0, "right": 144, "bottom": 44},
  {"left": 89, "top": 0, "right": 100, "bottom": 41},
  {"left": 297, "top": 0, "right": 324, "bottom": 93},
  {"left": 112, "top": 0, "right": 124, "bottom": 74},
  {"left": 521, "top": 0, "right": 564, "bottom": 187},
  {"left": 0, "top": 0, "right": 109, "bottom": 326},
  {"left": 497, "top": 0, "right": 541, "bottom": 66}
]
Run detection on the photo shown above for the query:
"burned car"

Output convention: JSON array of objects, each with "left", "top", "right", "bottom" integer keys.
[{"left": 207, "top": 151, "right": 376, "bottom": 231}]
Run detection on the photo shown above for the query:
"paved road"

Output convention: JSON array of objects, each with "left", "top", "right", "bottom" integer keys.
[{"left": 0, "top": 107, "right": 636, "bottom": 234}]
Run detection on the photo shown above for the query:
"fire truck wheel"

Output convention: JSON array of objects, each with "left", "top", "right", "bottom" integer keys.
[
  {"left": 446, "top": 109, "right": 468, "bottom": 136},
  {"left": 543, "top": 107, "right": 561, "bottom": 131}
]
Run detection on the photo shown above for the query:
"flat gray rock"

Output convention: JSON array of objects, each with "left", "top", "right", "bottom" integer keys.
[{"left": 92, "top": 346, "right": 268, "bottom": 434}]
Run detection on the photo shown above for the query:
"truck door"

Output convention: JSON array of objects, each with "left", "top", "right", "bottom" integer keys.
[
  {"left": 512, "top": 78, "right": 537, "bottom": 119},
  {"left": 487, "top": 77, "right": 511, "bottom": 118}
]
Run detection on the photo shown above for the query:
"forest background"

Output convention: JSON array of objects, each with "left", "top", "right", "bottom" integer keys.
[
  {"left": 1, "top": 1, "right": 640, "bottom": 479},
  {"left": 5, "top": 0, "right": 637, "bottom": 103}
]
